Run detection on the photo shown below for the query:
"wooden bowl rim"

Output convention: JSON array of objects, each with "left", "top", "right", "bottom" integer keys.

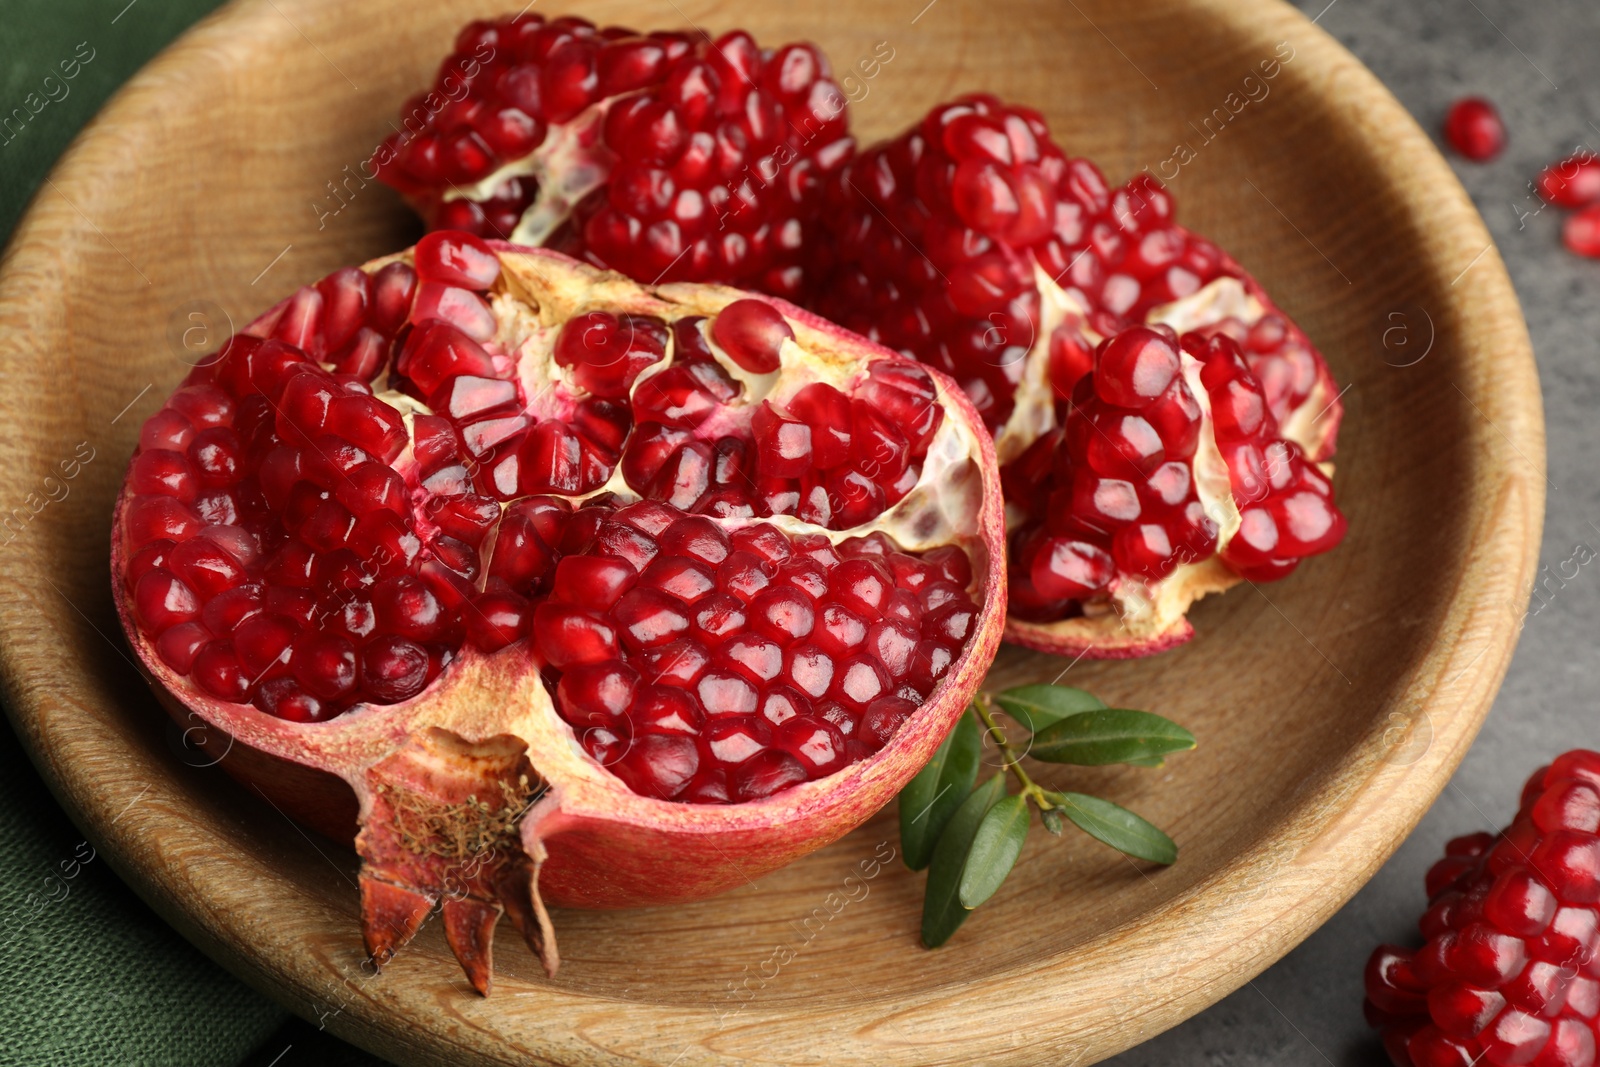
[{"left": 0, "top": 0, "right": 1544, "bottom": 1063}]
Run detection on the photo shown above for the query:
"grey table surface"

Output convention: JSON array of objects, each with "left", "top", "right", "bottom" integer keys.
[
  {"left": 1114, "top": 1, "right": 1599, "bottom": 1063},
  {"left": 2, "top": 0, "right": 1593, "bottom": 1064}
]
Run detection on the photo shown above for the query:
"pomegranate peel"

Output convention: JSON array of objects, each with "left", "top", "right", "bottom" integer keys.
[{"left": 111, "top": 240, "right": 1006, "bottom": 994}]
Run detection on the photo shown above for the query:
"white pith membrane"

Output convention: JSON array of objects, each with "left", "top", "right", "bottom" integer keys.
[
  {"left": 997, "top": 271, "right": 1341, "bottom": 655},
  {"left": 110, "top": 246, "right": 1005, "bottom": 994},
  {"left": 437, "top": 102, "right": 616, "bottom": 247}
]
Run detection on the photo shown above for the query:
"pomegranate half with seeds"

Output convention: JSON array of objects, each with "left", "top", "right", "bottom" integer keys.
[
  {"left": 372, "top": 11, "right": 853, "bottom": 301},
  {"left": 811, "top": 94, "right": 1346, "bottom": 656},
  {"left": 111, "top": 234, "right": 1004, "bottom": 993}
]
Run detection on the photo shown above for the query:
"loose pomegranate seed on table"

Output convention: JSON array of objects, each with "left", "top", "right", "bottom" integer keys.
[
  {"left": 1366, "top": 751, "right": 1600, "bottom": 1067},
  {"left": 1564, "top": 205, "right": 1600, "bottom": 258},
  {"left": 116, "top": 233, "right": 987, "bottom": 804},
  {"left": 1442, "top": 96, "right": 1507, "bottom": 162}
]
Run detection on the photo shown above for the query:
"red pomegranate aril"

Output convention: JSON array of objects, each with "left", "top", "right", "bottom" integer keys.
[
  {"left": 556, "top": 659, "right": 638, "bottom": 726},
  {"left": 532, "top": 602, "right": 622, "bottom": 667},
  {"left": 166, "top": 537, "right": 246, "bottom": 599},
  {"left": 360, "top": 635, "right": 432, "bottom": 703},
  {"left": 125, "top": 496, "right": 204, "bottom": 549},
  {"left": 1030, "top": 536, "right": 1115, "bottom": 600},
  {"left": 192, "top": 640, "right": 252, "bottom": 702},
  {"left": 703, "top": 715, "right": 771, "bottom": 766},
  {"left": 831, "top": 654, "right": 889, "bottom": 711},
  {"left": 1095, "top": 327, "right": 1180, "bottom": 408},
  {"left": 1563, "top": 206, "right": 1600, "bottom": 258},
  {"left": 255, "top": 678, "right": 330, "bottom": 723},
  {"left": 130, "top": 450, "right": 199, "bottom": 503},
  {"left": 1442, "top": 97, "right": 1506, "bottom": 162},
  {"left": 635, "top": 685, "right": 704, "bottom": 735},
  {"left": 730, "top": 749, "right": 810, "bottom": 801},
  {"left": 774, "top": 714, "right": 846, "bottom": 775},
  {"left": 612, "top": 734, "right": 700, "bottom": 799},
  {"left": 290, "top": 632, "right": 359, "bottom": 701},
  {"left": 155, "top": 621, "right": 211, "bottom": 674},
  {"left": 711, "top": 299, "right": 792, "bottom": 373},
  {"left": 415, "top": 231, "right": 501, "bottom": 288},
  {"left": 142, "top": 409, "right": 199, "bottom": 454},
  {"left": 234, "top": 613, "right": 299, "bottom": 678},
  {"left": 859, "top": 696, "right": 916, "bottom": 750},
  {"left": 1538, "top": 153, "right": 1600, "bottom": 208},
  {"left": 696, "top": 669, "right": 760, "bottom": 717},
  {"left": 133, "top": 569, "right": 200, "bottom": 632}
]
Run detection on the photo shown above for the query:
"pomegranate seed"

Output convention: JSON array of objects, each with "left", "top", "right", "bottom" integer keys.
[
  {"left": 1442, "top": 97, "right": 1506, "bottom": 162},
  {"left": 361, "top": 635, "right": 431, "bottom": 703},
  {"left": 711, "top": 299, "right": 793, "bottom": 373},
  {"left": 1563, "top": 205, "right": 1600, "bottom": 258},
  {"left": 134, "top": 569, "right": 200, "bottom": 632},
  {"left": 192, "top": 640, "right": 252, "bottom": 702},
  {"left": 1537, "top": 153, "right": 1600, "bottom": 208}
]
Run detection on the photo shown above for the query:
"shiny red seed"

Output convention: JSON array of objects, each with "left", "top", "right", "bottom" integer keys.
[
  {"left": 414, "top": 230, "right": 501, "bottom": 289},
  {"left": 1442, "top": 97, "right": 1505, "bottom": 162},
  {"left": 1564, "top": 206, "right": 1600, "bottom": 258},
  {"left": 1538, "top": 153, "right": 1600, "bottom": 208},
  {"left": 360, "top": 635, "right": 432, "bottom": 704}
]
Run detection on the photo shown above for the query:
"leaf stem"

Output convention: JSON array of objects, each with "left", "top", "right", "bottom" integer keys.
[{"left": 971, "top": 694, "right": 1056, "bottom": 815}]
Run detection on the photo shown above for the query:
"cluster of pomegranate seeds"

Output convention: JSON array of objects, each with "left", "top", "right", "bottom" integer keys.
[
  {"left": 614, "top": 300, "right": 946, "bottom": 529},
  {"left": 124, "top": 246, "right": 472, "bottom": 721},
  {"left": 811, "top": 94, "right": 1249, "bottom": 431},
  {"left": 1366, "top": 751, "right": 1600, "bottom": 1067},
  {"left": 373, "top": 13, "right": 854, "bottom": 299},
  {"left": 1442, "top": 97, "right": 1507, "bottom": 162},
  {"left": 463, "top": 498, "right": 977, "bottom": 802},
  {"left": 121, "top": 231, "right": 978, "bottom": 804},
  {"left": 1004, "top": 327, "right": 1344, "bottom": 618}
]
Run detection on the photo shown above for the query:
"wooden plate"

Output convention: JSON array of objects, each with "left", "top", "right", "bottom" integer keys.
[{"left": 0, "top": 0, "right": 1543, "bottom": 1063}]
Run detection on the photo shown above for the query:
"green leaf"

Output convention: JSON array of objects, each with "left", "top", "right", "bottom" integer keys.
[
  {"left": 1029, "top": 709, "right": 1196, "bottom": 766},
  {"left": 958, "top": 794, "right": 1030, "bottom": 908},
  {"left": 921, "top": 774, "right": 1006, "bottom": 948},
  {"left": 994, "top": 684, "right": 1106, "bottom": 734},
  {"left": 1050, "top": 791, "right": 1178, "bottom": 865},
  {"left": 899, "top": 712, "right": 982, "bottom": 871}
]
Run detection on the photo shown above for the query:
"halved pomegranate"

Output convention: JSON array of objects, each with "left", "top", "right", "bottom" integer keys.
[
  {"left": 810, "top": 94, "right": 1346, "bottom": 656},
  {"left": 110, "top": 234, "right": 1004, "bottom": 993},
  {"left": 371, "top": 12, "right": 853, "bottom": 301}
]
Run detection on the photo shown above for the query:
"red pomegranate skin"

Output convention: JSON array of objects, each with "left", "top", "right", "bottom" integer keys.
[{"left": 111, "top": 242, "right": 1006, "bottom": 992}]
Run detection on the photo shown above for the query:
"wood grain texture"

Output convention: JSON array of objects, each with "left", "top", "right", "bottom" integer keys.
[{"left": 0, "top": 0, "right": 1542, "bottom": 1064}]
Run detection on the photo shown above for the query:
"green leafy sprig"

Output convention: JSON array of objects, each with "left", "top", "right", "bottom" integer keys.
[{"left": 899, "top": 684, "right": 1195, "bottom": 947}]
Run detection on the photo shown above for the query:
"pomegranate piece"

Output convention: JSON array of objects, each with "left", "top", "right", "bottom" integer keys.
[
  {"left": 1005, "top": 327, "right": 1344, "bottom": 644},
  {"left": 1442, "top": 97, "right": 1506, "bottom": 162},
  {"left": 1365, "top": 750, "right": 1600, "bottom": 1067},
  {"left": 808, "top": 93, "right": 1346, "bottom": 657},
  {"left": 111, "top": 240, "right": 1006, "bottom": 995},
  {"left": 373, "top": 14, "right": 853, "bottom": 301}
]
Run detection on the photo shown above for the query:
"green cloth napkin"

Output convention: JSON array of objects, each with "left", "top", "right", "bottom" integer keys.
[{"left": 1, "top": 3, "right": 389, "bottom": 1063}]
